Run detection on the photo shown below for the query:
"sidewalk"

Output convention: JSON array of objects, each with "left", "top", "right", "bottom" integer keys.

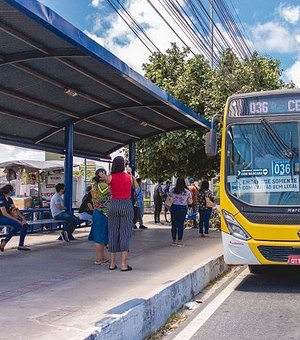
[{"left": 0, "top": 214, "right": 225, "bottom": 340}]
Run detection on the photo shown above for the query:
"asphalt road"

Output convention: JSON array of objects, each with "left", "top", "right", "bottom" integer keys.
[{"left": 169, "top": 266, "right": 300, "bottom": 340}]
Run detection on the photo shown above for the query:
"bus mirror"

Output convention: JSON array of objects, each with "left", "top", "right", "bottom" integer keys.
[{"left": 205, "top": 130, "right": 218, "bottom": 156}]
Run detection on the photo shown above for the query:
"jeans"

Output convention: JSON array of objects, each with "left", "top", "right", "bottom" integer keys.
[
  {"left": 54, "top": 212, "right": 80, "bottom": 236},
  {"left": 199, "top": 208, "right": 212, "bottom": 234},
  {"left": 0, "top": 216, "right": 28, "bottom": 246},
  {"left": 170, "top": 204, "right": 187, "bottom": 241},
  {"left": 137, "top": 201, "right": 144, "bottom": 226},
  {"left": 190, "top": 204, "right": 199, "bottom": 227},
  {"left": 79, "top": 212, "right": 93, "bottom": 223},
  {"left": 154, "top": 202, "right": 162, "bottom": 223}
]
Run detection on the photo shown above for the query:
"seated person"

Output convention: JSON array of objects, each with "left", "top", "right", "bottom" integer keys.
[
  {"left": 50, "top": 183, "right": 80, "bottom": 242},
  {"left": 78, "top": 186, "right": 93, "bottom": 224},
  {"left": 0, "top": 184, "right": 30, "bottom": 252},
  {"left": 9, "top": 206, "right": 22, "bottom": 220}
]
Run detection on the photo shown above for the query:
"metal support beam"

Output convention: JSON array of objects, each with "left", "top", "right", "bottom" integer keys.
[
  {"left": 64, "top": 122, "right": 74, "bottom": 214},
  {"left": 128, "top": 141, "right": 136, "bottom": 176}
]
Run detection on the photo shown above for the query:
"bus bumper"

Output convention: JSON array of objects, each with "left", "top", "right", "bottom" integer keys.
[{"left": 222, "top": 232, "right": 260, "bottom": 265}]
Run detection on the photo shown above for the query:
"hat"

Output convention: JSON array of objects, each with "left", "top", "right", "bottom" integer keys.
[{"left": 189, "top": 178, "right": 194, "bottom": 183}]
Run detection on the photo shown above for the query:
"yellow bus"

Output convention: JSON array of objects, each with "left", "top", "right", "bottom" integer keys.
[{"left": 206, "top": 89, "right": 300, "bottom": 272}]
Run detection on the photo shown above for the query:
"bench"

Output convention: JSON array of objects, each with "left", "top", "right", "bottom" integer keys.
[
  {"left": 0, "top": 209, "right": 91, "bottom": 237},
  {"left": 0, "top": 219, "right": 66, "bottom": 236}
]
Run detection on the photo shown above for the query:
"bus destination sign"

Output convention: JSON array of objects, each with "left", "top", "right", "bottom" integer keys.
[{"left": 229, "top": 94, "right": 300, "bottom": 117}]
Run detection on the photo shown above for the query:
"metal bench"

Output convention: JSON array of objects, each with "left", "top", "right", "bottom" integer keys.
[{"left": 0, "top": 218, "right": 90, "bottom": 237}]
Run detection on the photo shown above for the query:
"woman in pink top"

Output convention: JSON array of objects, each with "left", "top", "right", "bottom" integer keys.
[
  {"left": 100, "top": 156, "right": 137, "bottom": 271},
  {"left": 169, "top": 177, "right": 193, "bottom": 246}
]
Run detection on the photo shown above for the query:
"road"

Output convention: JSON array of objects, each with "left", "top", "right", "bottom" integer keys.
[{"left": 167, "top": 266, "right": 300, "bottom": 340}]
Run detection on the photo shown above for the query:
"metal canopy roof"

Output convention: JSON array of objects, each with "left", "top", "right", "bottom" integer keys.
[{"left": 0, "top": 0, "right": 210, "bottom": 160}]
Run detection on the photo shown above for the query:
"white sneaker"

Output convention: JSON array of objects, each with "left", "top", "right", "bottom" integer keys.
[{"left": 60, "top": 231, "right": 70, "bottom": 242}]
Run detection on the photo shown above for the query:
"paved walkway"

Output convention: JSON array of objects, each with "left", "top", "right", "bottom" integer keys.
[{"left": 0, "top": 214, "right": 223, "bottom": 340}]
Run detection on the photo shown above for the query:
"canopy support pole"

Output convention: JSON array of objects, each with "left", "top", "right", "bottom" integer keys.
[
  {"left": 64, "top": 122, "right": 74, "bottom": 214},
  {"left": 128, "top": 141, "right": 136, "bottom": 176}
]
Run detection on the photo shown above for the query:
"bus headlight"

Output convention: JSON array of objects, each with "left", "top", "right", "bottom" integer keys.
[{"left": 222, "top": 210, "right": 251, "bottom": 240}]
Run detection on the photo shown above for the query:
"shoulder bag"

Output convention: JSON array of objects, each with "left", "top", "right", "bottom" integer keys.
[
  {"left": 205, "top": 196, "right": 215, "bottom": 208},
  {"left": 164, "top": 195, "right": 173, "bottom": 209}
]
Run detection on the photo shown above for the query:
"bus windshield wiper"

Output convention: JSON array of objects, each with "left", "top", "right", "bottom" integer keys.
[{"left": 260, "top": 118, "right": 294, "bottom": 159}]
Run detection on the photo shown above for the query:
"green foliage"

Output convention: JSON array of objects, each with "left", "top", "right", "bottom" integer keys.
[
  {"left": 213, "top": 181, "right": 220, "bottom": 200},
  {"left": 136, "top": 130, "right": 219, "bottom": 181},
  {"left": 73, "top": 169, "right": 94, "bottom": 182},
  {"left": 210, "top": 208, "right": 221, "bottom": 231},
  {"left": 137, "top": 45, "right": 289, "bottom": 181}
]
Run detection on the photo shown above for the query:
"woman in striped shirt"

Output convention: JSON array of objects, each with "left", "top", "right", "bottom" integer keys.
[{"left": 99, "top": 156, "right": 138, "bottom": 271}]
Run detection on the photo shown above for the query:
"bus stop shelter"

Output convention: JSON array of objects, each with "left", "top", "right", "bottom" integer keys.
[{"left": 0, "top": 0, "right": 211, "bottom": 212}]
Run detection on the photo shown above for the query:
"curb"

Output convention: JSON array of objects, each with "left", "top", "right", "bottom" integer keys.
[{"left": 86, "top": 255, "right": 227, "bottom": 340}]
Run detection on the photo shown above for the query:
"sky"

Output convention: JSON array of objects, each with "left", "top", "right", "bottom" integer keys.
[{"left": 2, "top": 0, "right": 300, "bottom": 162}]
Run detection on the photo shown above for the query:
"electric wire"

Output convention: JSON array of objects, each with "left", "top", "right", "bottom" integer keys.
[{"left": 104, "top": 0, "right": 254, "bottom": 66}]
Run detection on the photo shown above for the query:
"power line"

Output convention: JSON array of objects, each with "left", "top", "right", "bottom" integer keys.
[
  {"left": 105, "top": 0, "right": 160, "bottom": 54},
  {"left": 104, "top": 0, "right": 254, "bottom": 65}
]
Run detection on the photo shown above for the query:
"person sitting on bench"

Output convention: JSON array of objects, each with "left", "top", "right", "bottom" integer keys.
[
  {"left": 0, "top": 184, "right": 31, "bottom": 252},
  {"left": 50, "top": 183, "right": 80, "bottom": 242},
  {"left": 78, "top": 185, "right": 93, "bottom": 224}
]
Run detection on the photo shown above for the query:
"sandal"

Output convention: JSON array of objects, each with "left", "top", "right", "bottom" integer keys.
[
  {"left": 95, "top": 259, "right": 110, "bottom": 265},
  {"left": 0, "top": 239, "right": 6, "bottom": 252},
  {"left": 121, "top": 265, "right": 132, "bottom": 272},
  {"left": 109, "top": 265, "right": 117, "bottom": 270}
]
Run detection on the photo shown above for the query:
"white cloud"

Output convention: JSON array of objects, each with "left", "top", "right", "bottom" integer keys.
[
  {"left": 0, "top": 144, "right": 45, "bottom": 163},
  {"left": 85, "top": 31, "right": 150, "bottom": 74},
  {"left": 86, "top": 0, "right": 194, "bottom": 74},
  {"left": 251, "top": 22, "right": 295, "bottom": 53},
  {"left": 278, "top": 3, "right": 300, "bottom": 24},
  {"left": 90, "top": 0, "right": 102, "bottom": 8},
  {"left": 283, "top": 59, "right": 300, "bottom": 86}
]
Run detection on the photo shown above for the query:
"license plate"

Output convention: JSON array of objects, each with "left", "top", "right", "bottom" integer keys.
[{"left": 288, "top": 255, "right": 300, "bottom": 265}]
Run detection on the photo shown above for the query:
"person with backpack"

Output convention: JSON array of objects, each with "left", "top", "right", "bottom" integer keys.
[{"left": 188, "top": 178, "right": 199, "bottom": 228}]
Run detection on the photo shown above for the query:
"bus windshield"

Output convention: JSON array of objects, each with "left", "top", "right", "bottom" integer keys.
[{"left": 226, "top": 121, "right": 300, "bottom": 206}]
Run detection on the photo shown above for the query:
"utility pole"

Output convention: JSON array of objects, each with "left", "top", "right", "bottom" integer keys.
[{"left": 210, "top": 0, "right": 214, "bottom": 68}]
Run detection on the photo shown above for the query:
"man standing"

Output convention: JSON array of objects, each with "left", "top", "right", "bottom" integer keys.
[
  {"left": 153, "top": 179, "right": 164, "bottom": 224},
  {"left": 135, "top": 178, "right": 147, "bottom": 229},
  {"left": 50, "top": 183, "right": 80, "bottom": 242},
  {"left": 163, "top": 180, "right": 172, "bottom": 223}
]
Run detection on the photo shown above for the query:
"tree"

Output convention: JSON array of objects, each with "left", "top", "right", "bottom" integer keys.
[{"left": 135, "top": 45, "right": 288, "bottom": 181}]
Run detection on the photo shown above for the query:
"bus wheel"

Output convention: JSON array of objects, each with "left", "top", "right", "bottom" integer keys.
[{"left": 248, "top": 265, "right": 263, "bottom": 274}]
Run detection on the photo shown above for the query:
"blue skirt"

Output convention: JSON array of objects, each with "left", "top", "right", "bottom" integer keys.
[{"left": 88, "top": 210, "right": 108, "bottom": 245}]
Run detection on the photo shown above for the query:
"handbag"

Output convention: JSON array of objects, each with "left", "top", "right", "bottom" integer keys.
[
  {"left": 164, "top": 195, "right": 173, "bottom": 209},
  {"left": 205, "top": 196, "right": 215, "bottom": 208}
]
